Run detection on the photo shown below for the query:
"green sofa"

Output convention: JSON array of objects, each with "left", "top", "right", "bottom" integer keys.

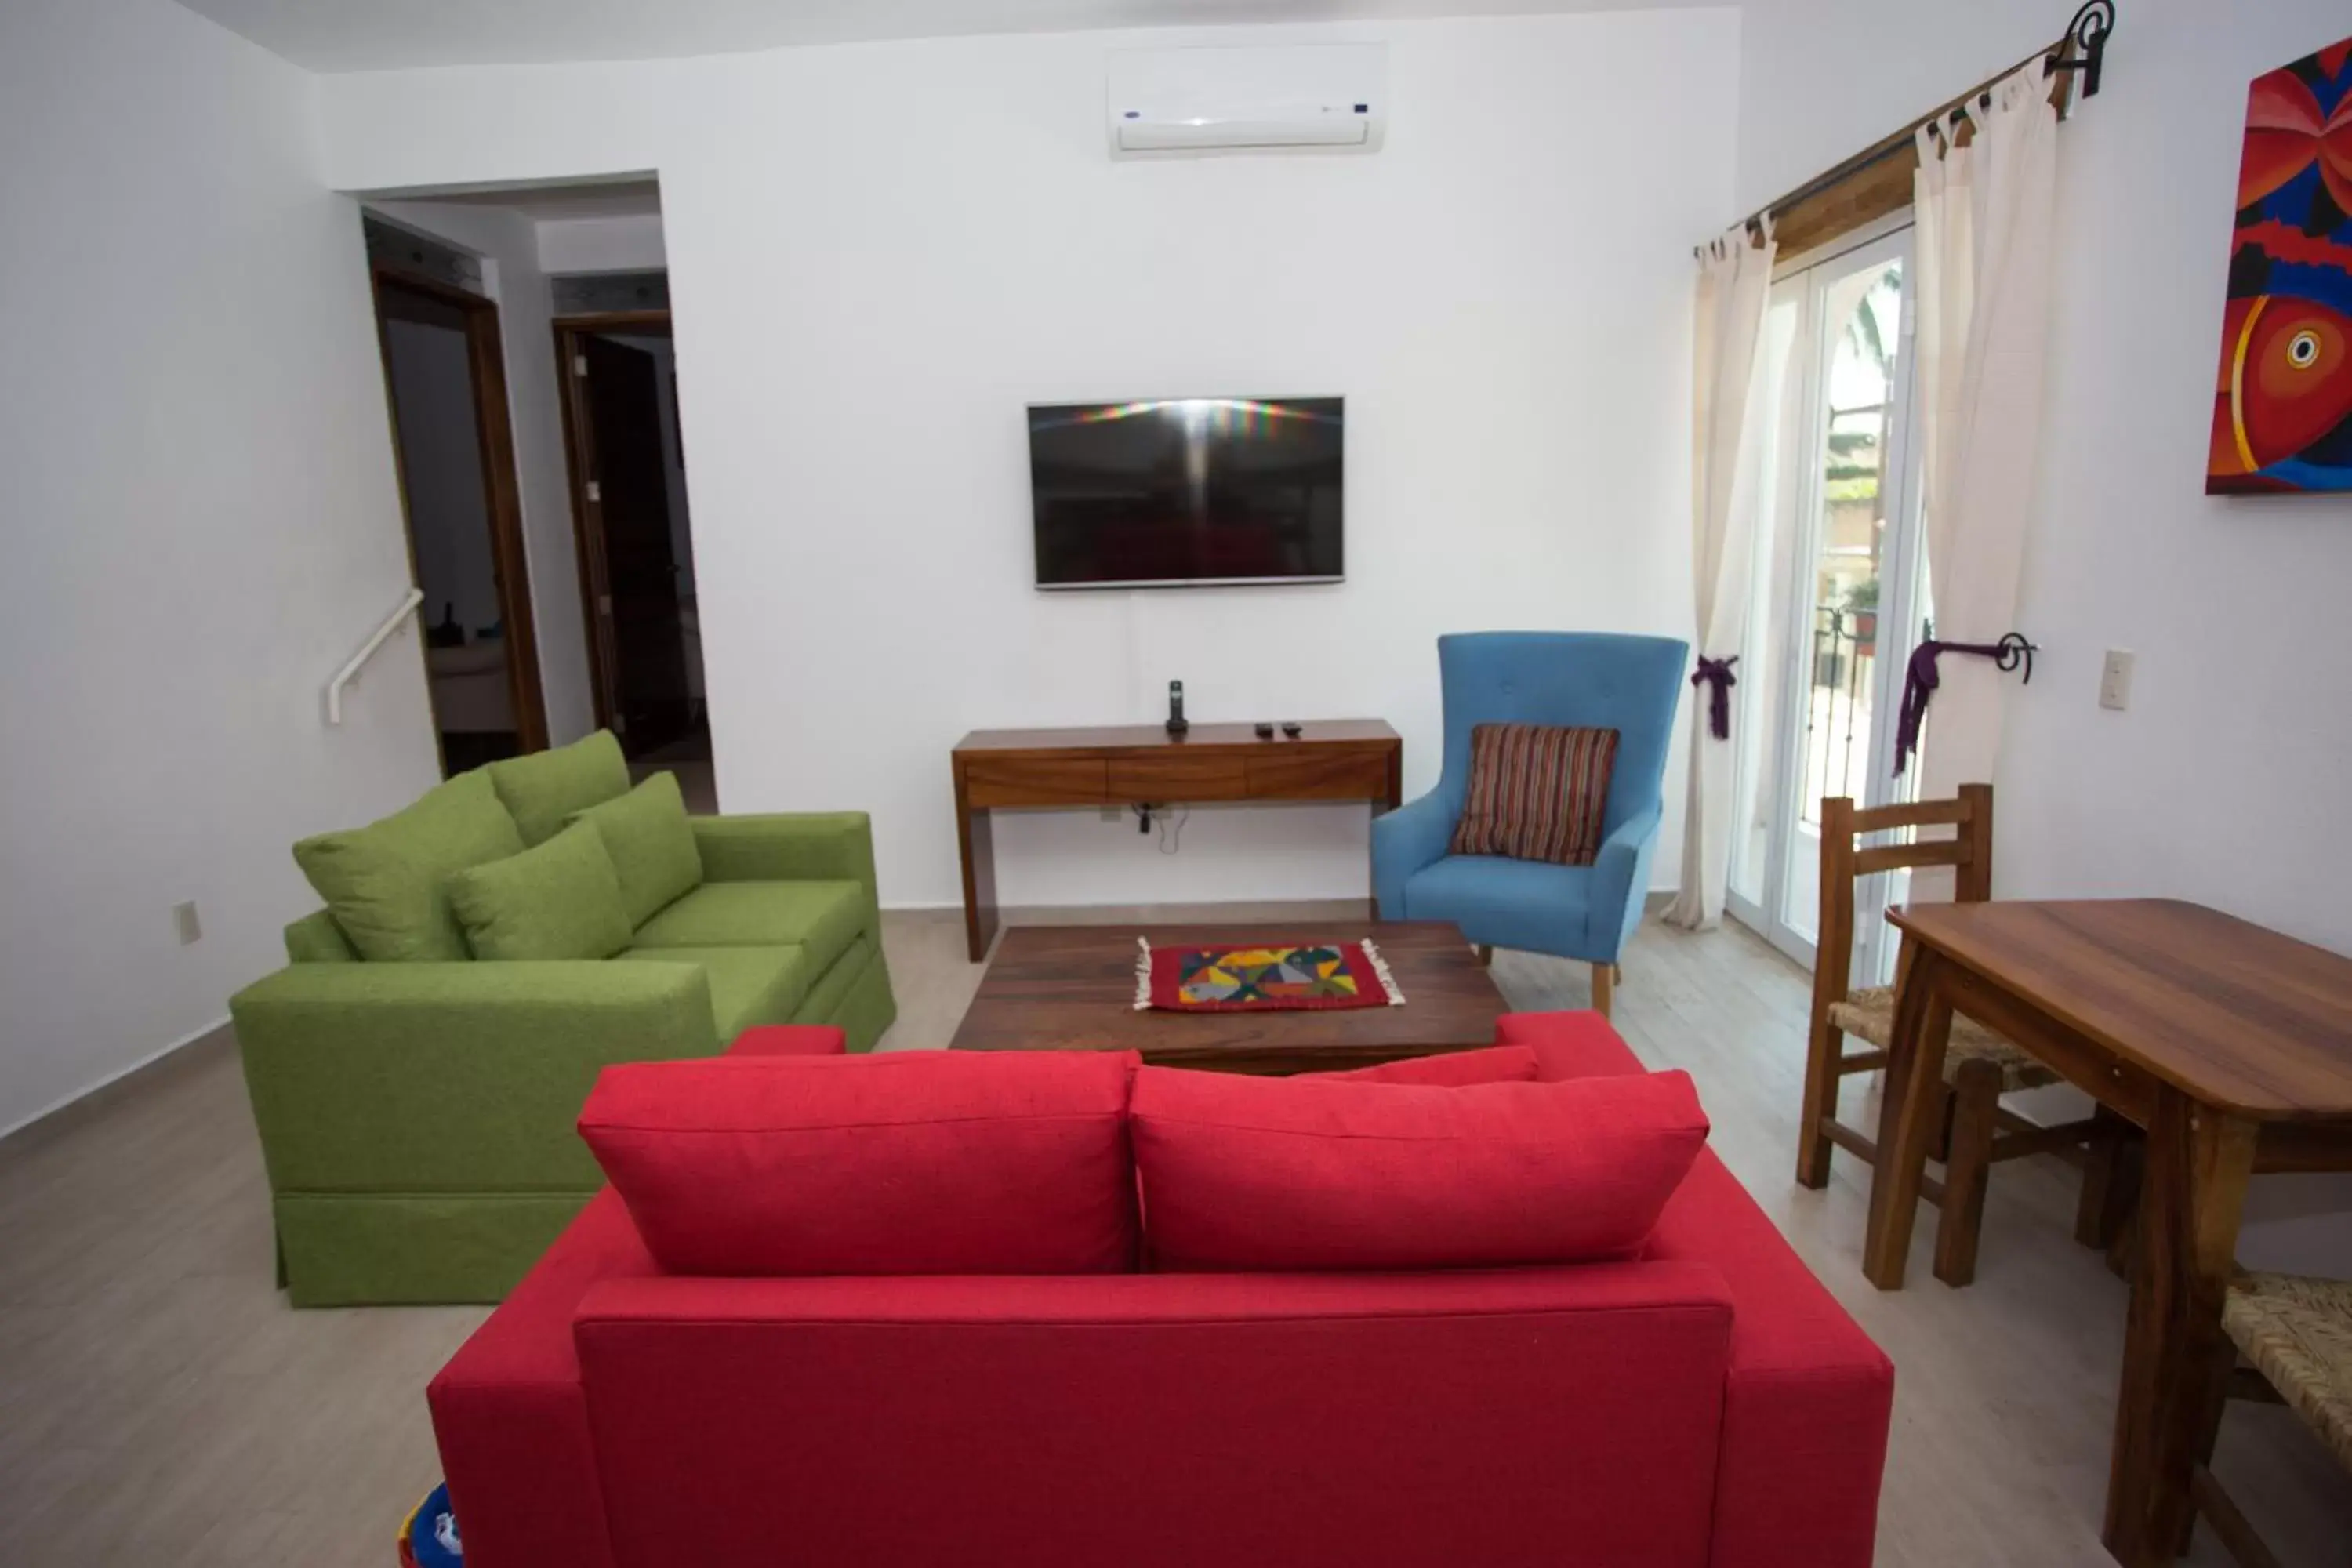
[{"left": 229, "top": 732, "right": 896, "bottom": 1307}]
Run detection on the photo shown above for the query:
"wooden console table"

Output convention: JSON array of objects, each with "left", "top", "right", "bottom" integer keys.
[{"left": 949, "top": 720, "right": 1403, "bottom": 962}]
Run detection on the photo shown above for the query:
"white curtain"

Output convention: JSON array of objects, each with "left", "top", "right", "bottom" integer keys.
[
  {"left": 1910, "top": 59, "right": 2060, "bottom": 804},
  {"left": 1664, "top": 223, "right": 1776, "bottom": 931}
]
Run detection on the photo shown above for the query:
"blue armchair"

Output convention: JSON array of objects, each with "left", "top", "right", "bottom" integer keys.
[{"left": 1371, "top": 632, "right": 1687, "bottom": 1017}]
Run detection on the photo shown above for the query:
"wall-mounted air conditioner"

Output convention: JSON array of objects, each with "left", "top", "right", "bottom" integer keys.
[{"left": 1106, "top": 43, "right": 1388, "bottom": 159}]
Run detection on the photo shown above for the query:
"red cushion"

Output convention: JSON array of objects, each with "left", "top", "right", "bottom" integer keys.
[
  {"left": 579, "top": 1051, "right": 1142, "bottom": 1276},
  {"left": 1497, "top": 1010, "right": 1640, "bottom": 1080},
  {"left": 1316, "top": 1044, "right": 1538, "bottom": 1086},
  {"left": 1130, "top": 1065, "right": 1709, "bottom": 1272},
  {"left": 725, "top": 1025, "right": 848, "bottom": 1058}
]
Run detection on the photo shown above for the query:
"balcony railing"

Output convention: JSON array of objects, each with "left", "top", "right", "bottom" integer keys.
[{"left": 1798, "top": 602, "right": 1878, "bottom": 829}]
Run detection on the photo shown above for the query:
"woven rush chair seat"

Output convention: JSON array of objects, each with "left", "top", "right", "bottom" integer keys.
[
  {"left": 1828, "top": 985, "right": 2060, "bottom": 1094},
  {"left": 2224, "top": 1272, "right": 2352, "bottom": 1473}
]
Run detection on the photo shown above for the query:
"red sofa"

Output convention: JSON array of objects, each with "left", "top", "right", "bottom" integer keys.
[{"left": 426, "top": 1013, "right": 1893, "bottom": 1568}]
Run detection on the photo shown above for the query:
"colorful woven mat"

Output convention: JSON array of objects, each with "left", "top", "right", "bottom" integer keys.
[{"left": 1134, "top": 938, "right": 1406, "bottom": 1012}]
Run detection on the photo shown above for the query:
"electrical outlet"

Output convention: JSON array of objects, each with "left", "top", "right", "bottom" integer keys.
[
  {"left": 2099, "top": 649, "right": 2134, "bottom": 712},
  {"left": 172, "top": 901, "right": 203, "bottom": 946},
  {"left": 1100, "top": 807, "right": 1123, "bottom": 824}
]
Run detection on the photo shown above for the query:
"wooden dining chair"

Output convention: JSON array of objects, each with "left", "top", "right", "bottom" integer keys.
[
  {"left": 2190, "top": 1271, "right": 2352, "bottom": 1566},
  {"left": 1797, "top": 783, "right": 2118, "bottom": 1286}
]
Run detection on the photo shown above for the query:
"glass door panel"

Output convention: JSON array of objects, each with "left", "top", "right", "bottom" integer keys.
[
  {"left": 1778, "top": 253, "right": 1904, "bottom": 944},
  {"left": 1728, "top": 226, "right": 1926, "bottom": 974}
]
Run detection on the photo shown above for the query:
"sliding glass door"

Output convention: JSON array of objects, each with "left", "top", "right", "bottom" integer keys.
[{"left": 1726, "top": 225, "right": 1929, "bottom": 980}]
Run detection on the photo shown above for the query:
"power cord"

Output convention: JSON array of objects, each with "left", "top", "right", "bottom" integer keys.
[{"left": 1132, "top": 801, "right": 1189, "bottom": 854}]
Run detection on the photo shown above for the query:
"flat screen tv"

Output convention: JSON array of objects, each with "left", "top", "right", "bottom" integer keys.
[{"left": 1029, "top": 397, "right": 1344, "bottom": 589}]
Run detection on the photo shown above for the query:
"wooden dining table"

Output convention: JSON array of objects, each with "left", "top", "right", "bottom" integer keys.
[{"left": 1859, "top": 898, "right": 2352, "bottom": 1568}]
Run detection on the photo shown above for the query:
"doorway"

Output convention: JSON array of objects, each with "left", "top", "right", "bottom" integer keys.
[
  {"left": 372, "top": 268, "right": 549, "bottom": 774},
  {"left": 554, "top": 314, "right": 707, "bottom": 786},
  {"left": 1726, "top": 223, "right": 1930, "bottom": 982}
]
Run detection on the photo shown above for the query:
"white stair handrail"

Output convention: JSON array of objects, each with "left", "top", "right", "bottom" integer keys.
[{"left": 326, "top": 586, "right": 425, "bottom": 726}]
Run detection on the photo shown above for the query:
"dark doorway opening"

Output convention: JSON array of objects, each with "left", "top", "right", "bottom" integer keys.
[
  {"left": 554, "top": 313, "right": 707, "bottom": 778},
  {"left": 372, "top": 267, "right": 549, "bottom": 775}
]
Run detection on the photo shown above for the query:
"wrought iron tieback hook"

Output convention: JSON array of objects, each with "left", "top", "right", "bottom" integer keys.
[
  {"left": 1893, "top": 633, "right": 2040, "bottom": 777},
  {"left": 1692, "top": 656, "right": 1738, "bottom": 741},
  {"left": 1987, "top": 631, "right": 2038, "bottom": 683}
]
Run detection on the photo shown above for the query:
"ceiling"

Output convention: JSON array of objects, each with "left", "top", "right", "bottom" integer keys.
[
  {"left": 173, "top": 0, "right": 1710, "bottom": 73},
  {"left": 412, "top": 180, "right": 664, "bottom": 220}
]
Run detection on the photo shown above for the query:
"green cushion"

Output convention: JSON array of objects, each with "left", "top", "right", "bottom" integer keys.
[
  {"left": 447, "top": 821, "right": 633, "bottom": 962},
  {"left": 487, "top": 731, "right": 630, "bottom": 847},
  {"left": 571, "top": 773, "right": 703, "bottom": 927},
  {"left": 292, "top": 770, "right": 525, "bottom": 962},
  {"left": 625, "top": 879, "right": 867, "bottom": 974},
  {"left": 284, "top": 909, "right": 360, "bottom": 964},
  {"left": 615, "top": 945, "right": 811, "bottom": 1039}
]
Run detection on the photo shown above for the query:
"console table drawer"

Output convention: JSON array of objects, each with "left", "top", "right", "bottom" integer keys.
[
  {"left": 962, "top": 757, "right": 1108, "bottom": 808},
  {"left": 1108, "top": 753, "right": 1250, "bottom": 803},
  {"left": 1246, "top": 749, "right": 1392, "bottom": 801}
]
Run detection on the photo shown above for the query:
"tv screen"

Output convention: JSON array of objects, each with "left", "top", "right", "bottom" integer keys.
[{"left": 1029, "top": 397, "right": 1344, "bottom": 589}]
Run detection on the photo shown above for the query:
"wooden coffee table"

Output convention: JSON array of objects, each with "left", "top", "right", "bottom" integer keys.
[{"left": 949, "top": 922, "right": 1507, "bottom": 1074}]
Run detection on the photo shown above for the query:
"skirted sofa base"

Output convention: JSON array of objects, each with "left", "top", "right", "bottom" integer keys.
[{"left": 267, "top": 942, "right": 895, "bottom": 1306}]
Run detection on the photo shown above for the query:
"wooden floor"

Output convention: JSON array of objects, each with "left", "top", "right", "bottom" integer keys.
[{"left": 2, "top": 910, "right": 2346, "bottom": 1566}]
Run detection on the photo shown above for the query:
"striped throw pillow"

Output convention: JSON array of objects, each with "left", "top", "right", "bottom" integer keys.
[{"left": 1449, "top": 724, "right": 1620, "bottom": 867}]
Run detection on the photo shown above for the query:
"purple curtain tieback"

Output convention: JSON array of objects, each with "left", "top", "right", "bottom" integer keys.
[
  {"left": 1893, "top": 633, "right": 2037, "bottom": 776},
  {"left": 1692, "top": 655, "right": 1738, "bottom": 740}
]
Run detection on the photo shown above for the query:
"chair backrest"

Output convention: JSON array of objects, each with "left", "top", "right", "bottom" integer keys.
[
  {"left": 1432, "top": 632, "right": 1690, "bottom": 840},
  {"left": 1808, "top": 783, "right": 1994, "bottom": 1023}
]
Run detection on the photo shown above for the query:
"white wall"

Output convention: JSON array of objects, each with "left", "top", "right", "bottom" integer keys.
[
  {"left": 370, "top": 200, "right": 601, "bottom": 743},
  {"left": 537, "top": 212, "right": 669, "bottom": 274},
  {"left": 0, "top": 0, "right": 443, "bottom": 1134},
  {"left": 1738, "top": 0, "right": 2352, "bottom": 1266},
  {"left": 1733, "top": 0, "right": 2060, "bottom": 216},
  {"left": 319, "top": 11, "right": 1739, "bottom": 909},
  {"left": 384, "top": 317, "right": 501, "bottom": 633}
]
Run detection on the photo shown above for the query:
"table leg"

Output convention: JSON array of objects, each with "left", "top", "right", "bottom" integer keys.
[
  {"left": 1368, "top": 750, "right": 1402, "bottom": 921},
  {"left": 956, "top": 794, "right": 998, "bottom": 964},
  {"left": 1862, "top": 946, "right": 1955, "bottom": 1290},
  {"left": 2101, "top": 1090, "right": 2257, "bottom": 1566}
]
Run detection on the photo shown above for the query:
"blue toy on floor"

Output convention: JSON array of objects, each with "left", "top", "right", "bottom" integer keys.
[{"left": 397, "top": 1483, "right": 462, "bottom": 1566}]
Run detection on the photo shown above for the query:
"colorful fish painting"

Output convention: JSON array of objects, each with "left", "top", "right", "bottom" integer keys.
[{"left": 2209, "top": 34, "right": 2352, "bottom": 495}]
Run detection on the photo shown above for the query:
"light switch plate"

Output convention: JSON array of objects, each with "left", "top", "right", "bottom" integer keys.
[
  {"left": 2099, "top": 650, "right": 2134, "bottom": 712},
  {"left": 172, "top": 900, "right": 202, "bottom": 946}
]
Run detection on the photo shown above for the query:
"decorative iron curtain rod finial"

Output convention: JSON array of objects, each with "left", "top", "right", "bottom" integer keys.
[
  {"left": 2060, "top": 0, "right": 2118, "bottom": 98},
  {"left": 1715, "top": 0, "right": 2118, "bottom": 252}
]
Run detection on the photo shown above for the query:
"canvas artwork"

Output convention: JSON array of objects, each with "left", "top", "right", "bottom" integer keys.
[{"left": 2208, "top": 34, "right": 2352, "bottom": 495}]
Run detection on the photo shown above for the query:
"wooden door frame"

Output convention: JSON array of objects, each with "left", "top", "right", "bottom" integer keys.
[
  {"left": 553, "top": 310, "right": 676, "bottom": 738},
  {"left": 370, "top": 264, "right": 550, "bottom": 754}
]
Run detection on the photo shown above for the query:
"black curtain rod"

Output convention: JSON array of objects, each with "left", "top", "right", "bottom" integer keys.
[{"left": 1706, "top": 0, "right": 2116, "bottom": 256}]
